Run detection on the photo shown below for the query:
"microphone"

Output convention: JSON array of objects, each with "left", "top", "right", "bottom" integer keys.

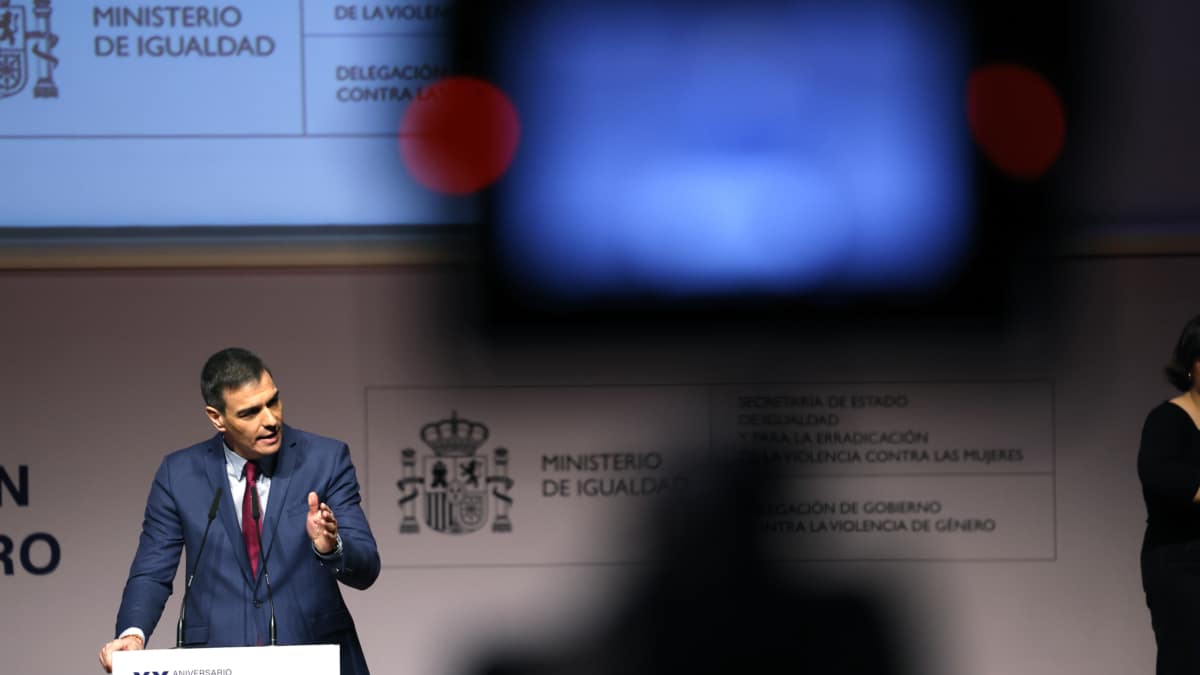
[
  {"left": 176, "top": 487, "right": 224, "bottom": 649},
  {"left": 250, "top": 487, "right": 278, "bottom": 646}
]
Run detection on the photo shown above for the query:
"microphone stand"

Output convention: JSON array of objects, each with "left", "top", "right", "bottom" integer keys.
[
  {"left": 177, "top": 487, "right": 224, "bottom": 649},
  {"left": 251, "top": 487, "right": 278, "bottom": 646}
]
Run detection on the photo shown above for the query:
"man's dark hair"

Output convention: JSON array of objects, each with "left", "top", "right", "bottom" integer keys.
[
  {"left": 201, "top": 348, "right": 271, "bottom": 412},
  {"left": 1166, "top": 315, "right": 1200, "bottom": 391}
]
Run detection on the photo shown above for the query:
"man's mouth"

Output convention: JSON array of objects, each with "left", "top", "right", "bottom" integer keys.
[{"left": 258, "top": 430, "right": 280, "bottom": 443}]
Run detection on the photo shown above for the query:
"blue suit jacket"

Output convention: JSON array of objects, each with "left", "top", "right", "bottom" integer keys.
[{"left": 116, "top": 425, "right": 380, "bottom": 675}]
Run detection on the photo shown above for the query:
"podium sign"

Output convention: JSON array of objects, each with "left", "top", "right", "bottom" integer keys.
[{"left": 113, "top": 644, "right": 339, "bottom": 675}]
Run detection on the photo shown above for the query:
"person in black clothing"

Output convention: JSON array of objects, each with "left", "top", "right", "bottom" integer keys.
[{"left": 1139, "top": 314, "right": 1200, "bottom": 675}]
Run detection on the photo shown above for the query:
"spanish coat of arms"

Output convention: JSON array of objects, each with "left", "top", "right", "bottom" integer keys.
[
  {"left": 398, "top": 411, "right": 514, "bottom": 535},
  {"left": 0, "top": 0, "right": 58, "bottom": 100}
]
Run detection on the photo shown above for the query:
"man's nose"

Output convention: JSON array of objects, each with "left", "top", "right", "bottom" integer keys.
[{"left": 262, "top": 408, "right": 279, "bottom": 427}]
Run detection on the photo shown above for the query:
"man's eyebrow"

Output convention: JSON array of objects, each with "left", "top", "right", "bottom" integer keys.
[
  {"left": 236, "top": 404, "right": 262, "bottom": 418},
  {"left": 235, "top": 390, "right": 279, "bottom": 418}
]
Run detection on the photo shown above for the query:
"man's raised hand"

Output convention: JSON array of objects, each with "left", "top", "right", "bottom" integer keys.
[{"left": 307, "top": 491, "right": 338, "bottom": 554}]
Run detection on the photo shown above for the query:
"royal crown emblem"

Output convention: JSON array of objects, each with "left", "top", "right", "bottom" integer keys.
[
  {"left": 421, "top": 411, "right": 488, "bottom": 457},
  {"left": 398, "top": 411, "right": 514, "bottom": 535}
]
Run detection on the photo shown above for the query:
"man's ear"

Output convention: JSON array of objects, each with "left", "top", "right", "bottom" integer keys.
[{"left": 204, "top": 406, "right": 226, "bottom": 433}]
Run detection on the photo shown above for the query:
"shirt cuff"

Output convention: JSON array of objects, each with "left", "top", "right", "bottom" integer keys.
[
  {"left": 118, "top": 627, "right": 146, "bottom": 643},
  {"left": 314, "top": 534, "right": 343, "bottom": 560}
]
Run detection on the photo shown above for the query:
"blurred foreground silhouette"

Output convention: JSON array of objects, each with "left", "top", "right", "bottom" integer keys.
[{"left": 470, "top": 459, "right": 912, "bottom": 675}]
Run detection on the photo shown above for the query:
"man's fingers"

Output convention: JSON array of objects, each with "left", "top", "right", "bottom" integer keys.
[
  {"left": 307, "top": 497, "right": 339, "bottom": 551},
  {"left": 99, "top": 637, "right": 138, "bottom": 673},
  {"left": 320, "top": 504, "right": 338, "bottom": 530}
]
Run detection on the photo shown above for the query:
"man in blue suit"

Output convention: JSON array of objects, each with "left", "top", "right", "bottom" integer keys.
[{"left": 99, "top": 348, "right": 380, "bottom": 674}]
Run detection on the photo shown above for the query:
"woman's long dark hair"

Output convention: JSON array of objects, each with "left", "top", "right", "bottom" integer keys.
[{"left": 1165, "top": 315, "right": 1200, "bottom": 391}]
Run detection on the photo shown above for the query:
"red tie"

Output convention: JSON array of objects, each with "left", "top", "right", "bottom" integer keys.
[{"left": 242, "top": 461, "right": 261, "bottom": 577}]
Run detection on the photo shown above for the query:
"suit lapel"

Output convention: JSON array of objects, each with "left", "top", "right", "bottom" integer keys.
[
  {"left": 261, "top": 425, "right": 299, "bottom": 564},
  {"left": 205, "top": 434, "right": 256, "bottom": 587}
]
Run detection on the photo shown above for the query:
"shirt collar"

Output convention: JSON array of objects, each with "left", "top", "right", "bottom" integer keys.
[{"left": 222, "top": 441, "right": 277, "bottom": 480}]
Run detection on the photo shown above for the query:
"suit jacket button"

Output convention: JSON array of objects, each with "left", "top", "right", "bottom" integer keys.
[{"left": 254, "top": 600, "right": 262, "bottom": 608}]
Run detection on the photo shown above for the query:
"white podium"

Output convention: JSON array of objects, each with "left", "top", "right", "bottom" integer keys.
[{"left": 112, "top": 644, "right": 339, "bottom": 675}]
